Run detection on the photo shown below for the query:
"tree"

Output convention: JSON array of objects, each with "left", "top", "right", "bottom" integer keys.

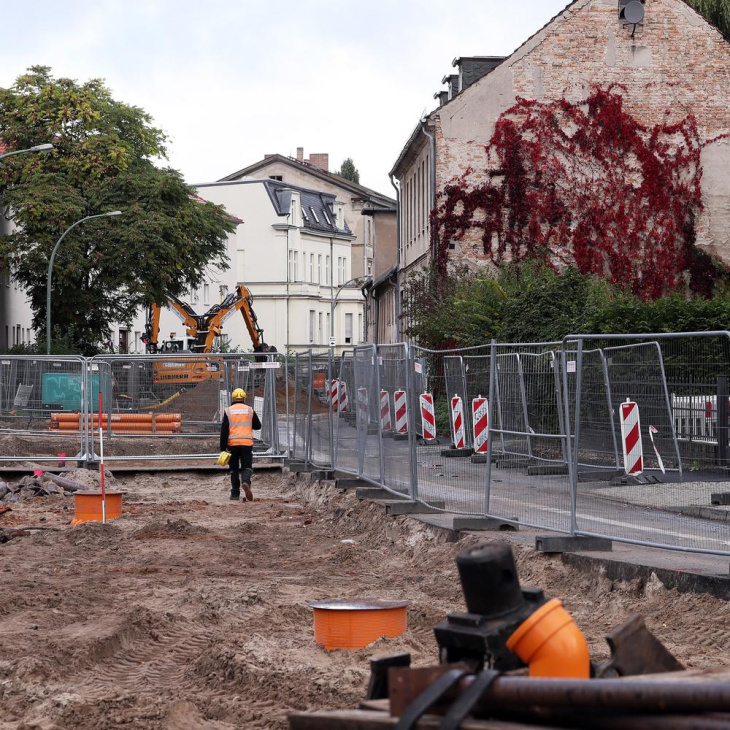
[
  {"left": 0, "top": 67, "right": 236, "bottom": 353},
  {"left": 686, "top": 0, "right": 730, "bottom": 41},
  {"left": 337, "top": 158, "right": 360, "bottom": 184}
]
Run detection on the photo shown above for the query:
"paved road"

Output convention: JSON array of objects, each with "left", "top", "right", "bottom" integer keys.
[{"left": 285, "top": 413, "right": 730, "bottom": 555}]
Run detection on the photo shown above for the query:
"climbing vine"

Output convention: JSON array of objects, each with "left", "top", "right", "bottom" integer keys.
[{"left": 433, "top": 85, "right": 723, "bottom": 299}]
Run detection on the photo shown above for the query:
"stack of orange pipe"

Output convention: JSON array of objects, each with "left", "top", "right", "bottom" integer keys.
[{"left": 50, "top": 413, "right": 182, "bottom": 434}]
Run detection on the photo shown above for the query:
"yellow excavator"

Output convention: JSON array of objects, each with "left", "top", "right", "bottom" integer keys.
[{"left": 142, "top": 285, "right": 275, "bottom": 385}]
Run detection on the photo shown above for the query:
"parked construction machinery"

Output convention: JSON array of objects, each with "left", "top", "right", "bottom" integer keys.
[{"left": 141, "top": 285, "right": 276, "bottom": 386}]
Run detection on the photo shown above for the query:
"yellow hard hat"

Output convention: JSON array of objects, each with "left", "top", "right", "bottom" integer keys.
[{"left": 232, "top": 388, "right": 246, "bottom": 400}]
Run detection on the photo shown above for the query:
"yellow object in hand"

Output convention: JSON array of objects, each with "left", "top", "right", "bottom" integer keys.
[{"left": 217, "top": 450, "right": 232, "bottom": 466}]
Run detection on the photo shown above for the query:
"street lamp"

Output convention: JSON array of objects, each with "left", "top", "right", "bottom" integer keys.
[
  {"left": 0, "top": 143, "right": 53, "bottom": 163},
  {"left": 46, "top": 211, "right": 123, "bottom": 353},
  {"left": 330, "top": 276, "right": 371, "bottom": 348}
]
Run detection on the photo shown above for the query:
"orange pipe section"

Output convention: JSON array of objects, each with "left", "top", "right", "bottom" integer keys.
[
  {"left": 506, "top": 598, "right": 590, "bottom": 679},
  {"left": 71, "top": 491, "right": 123, "bottom": 525},
  {"left": 312, "top": 606, "right": 407, "bottom": 651}
]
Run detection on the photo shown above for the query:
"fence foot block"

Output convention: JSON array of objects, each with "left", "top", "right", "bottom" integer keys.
[
  {"left": 470, "top": 453, "right": 489, "bottom": 464},
  {"left": 310, "top": 470, "right": 335, "bottom": 481},
  {"left": 453, "top": 516, "right": 518, "bottom": 531},
  {"left": 528, "top": 464, "right": 569, "bottom": 476},
  {"left": 441, "top": 448, "right": 474, "bottom": 458},
  {"left": 385, "top": 500, "right": 445, "bottom": 515},
  {"left": 393, "top": 433, "right": 409, "bottom": 441},
  {"left": 285, "top": 461, "right": 312, "bottom": 473},
  {"left": 711, "top": 492, "right": 730, "bottom": 506},
  {"left": 609, "top": 474, "right": 662, "bottom": 486},
  {"left": 356, "top": 487, "right": 406, "bottom": 501},
  {"left": 535, "top": 535, "right": 613, "bottom": 553},
  {"left": 335, "top": 478, "right": 369, "bottom": 490},
  {"left": 492, "top": 457, "right": 530, "bottom": 469}
]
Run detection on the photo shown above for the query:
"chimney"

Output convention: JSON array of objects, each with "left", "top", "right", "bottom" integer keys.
[
  {"left": 308, "top": 153, "right": 329, "bottom": 172},
  {"left": 297, "top": 147, "right": 304, "bottom": 161}
]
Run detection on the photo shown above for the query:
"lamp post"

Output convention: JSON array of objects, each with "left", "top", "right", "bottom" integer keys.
[
  {"left": 330, "top": 276, "right": 371, "bottom": 349},
  {"left": 0, "top": 143, "right": 53, "bottom": 163},
  {"left": 46, "top": 211, "right": 123, "bottom": 353}
]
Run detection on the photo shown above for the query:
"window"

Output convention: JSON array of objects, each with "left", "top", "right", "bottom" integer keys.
[
  {"left": 318, "top": 254, "right": 322, "bottom": 283},
  {"left": 288, "top": 250, "right": 298, "bottom": 281},
  {"left": 318, "top": 312, "right": 323, "bottom": 344},
  {"left": 338, "top": 257, "right": 346, "bottom": 285},
  {"left": 134, "top": 331, "right": 141, "bottom": 353},
  {"left": 358, "top": 313, "right": 363, "bottom": 343},
  {"left": 203, "top": 283, "right": 210, "bottom": 304},
  {"left": 310, "top": 253, "right": 314, "bottom": 282},
  {"left": 310, "top": 206, "right": 319, "bottom": 223},
  {"left": 269, "top": 175, "right": 283, "bottom": 181},
  {"left": 309, "top": 310, "right": 316, "bottom": 343},
  {"left": 345, "top": 313, "right": 353, "bottom": 344},
  {"left": 325, "top": 256, "right": 330, "bottom": 285},
  {"left": 326, "top": 313, "right": 330, "bottom": 339},
  {"left": 367, "top": 258, "right": 373, "bottom": 276}
]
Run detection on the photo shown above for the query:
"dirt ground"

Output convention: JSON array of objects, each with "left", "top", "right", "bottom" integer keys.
[{"left": 2, "top": 467, "right": 730, "bottom": 730}]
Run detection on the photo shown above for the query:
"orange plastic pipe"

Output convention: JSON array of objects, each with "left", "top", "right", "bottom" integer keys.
[{"left": 506, "top": 598, "right": 590, "bottom": 679}]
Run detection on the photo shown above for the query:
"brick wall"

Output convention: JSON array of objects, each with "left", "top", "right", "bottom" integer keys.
[{"left": 432, "top": 0, "right": 730, "bottom": 267}]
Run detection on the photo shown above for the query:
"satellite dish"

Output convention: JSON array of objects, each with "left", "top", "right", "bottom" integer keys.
[{"left": 623, "top": 0, "right": 645, "bottom": 24}]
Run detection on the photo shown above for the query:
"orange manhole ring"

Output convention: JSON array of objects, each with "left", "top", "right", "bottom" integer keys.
[
  {"left": 70, "top": 490, "right": 123, "bottom": 526},
  {"left": 309, "top": 599, "right": 408, "bottom": 651}
]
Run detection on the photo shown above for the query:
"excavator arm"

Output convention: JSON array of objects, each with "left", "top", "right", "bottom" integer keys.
[{"left": 203, "top": 285, "right": 272, "bottom": 353}]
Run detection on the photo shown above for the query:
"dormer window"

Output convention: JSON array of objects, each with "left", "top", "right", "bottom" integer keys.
[{"left": 310, "top": 206, "right": 319, "bottom": 223}]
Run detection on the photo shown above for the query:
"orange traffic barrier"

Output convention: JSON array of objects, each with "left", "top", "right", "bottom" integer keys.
[
  {"left": 70, "top": 490, "right": 123, "bottom": 525},
  {"left": 310, "top": 599, "right": 408, "bottom": 651},
  {"left": 506, "top": 598, "right": 590, "bottom": 679}
]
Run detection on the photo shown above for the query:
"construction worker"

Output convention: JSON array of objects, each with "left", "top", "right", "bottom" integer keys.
[{"left": 220, "top": 388, "right": 261, "bottom": 502}]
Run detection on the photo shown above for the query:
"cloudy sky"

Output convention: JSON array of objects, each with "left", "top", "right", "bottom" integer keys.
[{"left": 1, "top": 0, "right": 568, "bottom": 194}]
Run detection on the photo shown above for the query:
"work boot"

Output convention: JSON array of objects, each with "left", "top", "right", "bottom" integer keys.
[
  {"left": 243, "top": 483, "right": 253, "bottom": 502},
  {"left": 230, "top": 491, "right": 240, "bottom": 501}
]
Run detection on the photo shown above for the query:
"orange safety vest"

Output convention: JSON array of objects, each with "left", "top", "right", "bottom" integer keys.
[{"left": 226, "top": 403, "right": 254, "bottom": 446}]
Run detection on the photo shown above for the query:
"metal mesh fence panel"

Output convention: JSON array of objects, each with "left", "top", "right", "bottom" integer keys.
[
  {"left": 566, "top": 333, "right": 730, "bottom": 555},
  {"left": 308, "top": 351, "right": 333, "bottom": 468},
  {"left": 87, "top": 354, "right": 282, "bottom": 464},
  {"left": 487, "top": 344, "right": 571, "bottom": 532},
  {"left": 292, "top": 352, "right": 310, "bottom": 462},
  {"left": 0, "top": 355, "right": 88, "bottom": 465},
  {"left": 409, "top": 347, "right": 488, "bottom": 514},
  {"left": 378, "top": 343, "right": 411, "bottom": 496},
  {"left": 354, "top": 345, "right": 382, "bottom": 483},
  {"left": 334, "top": 351, "right": 358, "bottom": 474}
]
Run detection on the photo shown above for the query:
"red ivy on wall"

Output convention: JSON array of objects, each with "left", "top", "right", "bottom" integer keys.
[{"left": 432, "top": 85, "right": 720, "bottom": 299}]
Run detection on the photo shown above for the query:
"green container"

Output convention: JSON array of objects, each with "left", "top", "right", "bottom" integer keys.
[{"left": 41, "top": 373, "right": 108, "bottom": 412}]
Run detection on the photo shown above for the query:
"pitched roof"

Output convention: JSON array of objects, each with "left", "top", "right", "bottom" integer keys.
[
  {"left": 219, "top": 154, "right": 396, "bottom": 209},
  {"left": 196, "top": 178, "right": 353, "bottom": 238}
]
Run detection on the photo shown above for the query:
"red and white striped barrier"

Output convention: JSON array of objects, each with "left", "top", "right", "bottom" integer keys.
[
  {"left": 451, "top": 395, "right": 466, "bottom": 450},
  {"left": 394, "top": 389, "right": 408, "bottom": 434},
  {"left": 472, "top": 396, "right": 489, "bottom": 454},
  {"left": 330, "top": 379, "right": 339, "bottom": 411},
  {"left": 357, "top": 387, "right": 369, "bottom": 424},
  {"left": 620, "top": 399, "right": 643, "bottom": 475},
  {"left": 380, "top": 390, "right": 392, "bottom": 432},
  {"left": 420, "top": 393, "right": 436, "bottom": 440},
  {"left": 340, "top": 381, "right": 349, "bottom": 412}
]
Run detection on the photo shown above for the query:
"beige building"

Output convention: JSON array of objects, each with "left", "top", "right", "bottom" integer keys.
[{"left": 220, "top": 148, "right": 396, "bottom": 284}]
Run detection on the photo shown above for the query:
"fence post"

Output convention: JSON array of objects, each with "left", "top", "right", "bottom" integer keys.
[
  {"left": 327, "top": 349, "right": 334, "bottom": 469},
  {"left": 374, "top": 346, "right": 385, "bottom": 485},
  {"left": 515, "top": 353, "right": 532, "bottom": 459},
  {"left": 306, "top": 351, "right": 314, "bottom": 466},
  {"left": 406, "top": 344, "right": 419, "bottom": 501},
  {"left": 484, "top": 339, "right": 497, "bottom": 515},
  {"left": 561, "top": 338, "right": 580, "bottom": 537},
  {"left": 717, "top": 375, "right": 728, "bottom": 469}
]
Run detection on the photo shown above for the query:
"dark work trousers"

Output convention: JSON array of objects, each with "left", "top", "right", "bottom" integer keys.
[{"left": 228, "top": 444, "right": 253, "bottom": 494}]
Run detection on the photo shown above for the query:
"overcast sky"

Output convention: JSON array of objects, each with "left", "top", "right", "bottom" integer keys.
[{"left": 1, "top": 0, "right": 568, "bottom": 195}]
